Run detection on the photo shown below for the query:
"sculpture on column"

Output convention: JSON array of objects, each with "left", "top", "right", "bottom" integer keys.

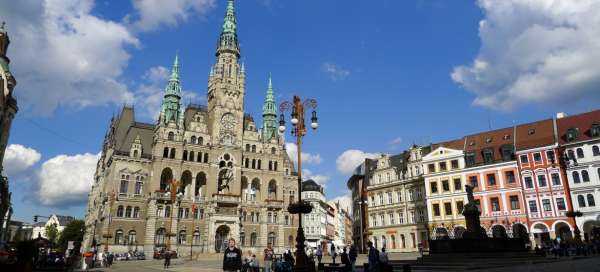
[{"left": 461, "top": 185, "right": 487, "bottom": 239}]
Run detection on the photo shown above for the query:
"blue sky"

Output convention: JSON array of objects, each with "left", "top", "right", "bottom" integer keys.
[{"left": 3, "top": 0, "right": 600, "bottom": 222}]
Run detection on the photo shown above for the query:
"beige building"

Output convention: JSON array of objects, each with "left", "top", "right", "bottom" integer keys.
[
  {"left": 82, "top": 1, "right": 299, "bottom": 257},
  {"left": 366, "top": 146, "right": 429, "bottom": 252}
]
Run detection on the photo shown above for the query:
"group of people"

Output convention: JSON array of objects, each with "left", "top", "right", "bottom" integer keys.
[
  {"left": 367, "top": 241, "right": 391, "bottom": 272},
  {"left": 223, "top": 239, "right": 295, "bottom": 272},
  {"left": 82, "top": 251, "right": 113, "bottom": 270},
  {"left": 311, "top": 243, "right": 359, "bottom": 271},
  {"left": 544, "top": 238, "right": 600, "bottom": 258}
]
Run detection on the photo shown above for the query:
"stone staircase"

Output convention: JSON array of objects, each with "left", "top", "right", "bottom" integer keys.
[{"left": 385, "top": 252, "right": 559, "bottom": 271}]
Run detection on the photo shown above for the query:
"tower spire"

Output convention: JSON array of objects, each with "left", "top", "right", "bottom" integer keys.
[
  {"left": 216, "top": 0, "right": 240, "bottom": 57},
  {"left": 160, "top": 53, "right": 183, "bottom": 127},
  {"left": 262, "top": 74, "right": 278, "bottom": 140}
]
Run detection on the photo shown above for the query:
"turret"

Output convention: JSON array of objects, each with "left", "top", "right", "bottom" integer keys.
[
  {"left": 262, "top": 75, "right": 278, "bottom": 140},
  {"left": 159, "top": 53, "right": 183, "bottom": 128},
  {"left": 216, "top": 0, "right": 240, "bottom": 57}
]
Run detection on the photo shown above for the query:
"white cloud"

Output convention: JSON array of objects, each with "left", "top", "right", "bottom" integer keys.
[
  {"left": 329, "top": 194, "right": 353, "bottom": 215},
  {"left": 336, "top": 149, "right": 379, "bottom": 175},
  {"left": 37, "top": 152, "right": 99, "bottom": 206},
  {"left": 302, "top": 169, "right": 330, "bottom": 186},
  {"left": 0, "top": 0, "right": 139, "bottom": 115},
  {"left": 285, "top": 143, "right": 322, "bottom": 165},
  {"left": 143, "top": 66, "right": 170, "bottom": 83},
  {"left": 387, "top": 137, "right": 402, "bottom": 150},
  {"left": 322, "top": 62, "right": 350, "bottom": 81},
  {"left": 3, "top": 144, "right": 41, "bottom": 177},
  {"left": 452, "top": 0, "right": 600, "bottom": 111},
  {"left": 129, "top": 0, "right": 215, "bottom": 32}
]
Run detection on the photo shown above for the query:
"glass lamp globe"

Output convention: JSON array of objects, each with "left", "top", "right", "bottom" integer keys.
[
  {"left": 311, "top": 122, "right": 318, "bottom": 129},
  {"left": 291, "top": 118, "right": 299, "bottom": 125},
  {"left": 279, "top": 125, "right": 286, "bottom": 132}
]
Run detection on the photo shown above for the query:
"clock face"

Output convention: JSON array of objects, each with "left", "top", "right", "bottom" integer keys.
[{"left": 221, "top": 113, "right": 236, "bottom": 130}]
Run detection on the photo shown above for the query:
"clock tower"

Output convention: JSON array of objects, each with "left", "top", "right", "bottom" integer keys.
[{"left": 207, "top": 0, "right": 246, "bottom": 148}]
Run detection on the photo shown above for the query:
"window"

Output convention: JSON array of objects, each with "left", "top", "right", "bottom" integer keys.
[
  {"left": 556, "top": 198, "right": 566, "bottom": 210},
  {"left": 133, "top": 207, "right": 140, "bottom": 218},
  {"left": 456, "top": 201, "right": 464, "bottom": 214},
  {"left": 439, "top": 162, "right": 447, "bottom": 171},
  {"left": 505, "top": 171, "right": 516, "bottom": 184},
  {"left": 592, "top": 124, "right": 600, "bottom": 137},
  {"left": 469, "top": 176, "right": 478, "bottom": 188},
  {"left": 398, "top": 212, "right": 404, "bottom": 224},
  {"left": 379, "top": 214, "right": 384, "bottom": 226},
  {"left": 432, "top": 204, "right": 440, "bottom": 216},
  {"left": 573, "top": 171, "right": 581, "bottom": 183},
  {"left": 465, "top": 152, "right": 476, "bottom": 167},
  {"left": 520, "top": 155, "right": 529, "bottom": 164},
  {"left": 442, "top": 180, "right": 450, "bottom": 192},
  {"left": 451, "top": 160, "right": 459, "bottom": 169},
  {"left": 125, "top": 206, "right": 132, "bottom": 217},
  {"left": 542, "top": 199, "right": 551, "bottom": 212},
  {"left": 379, "top": 193, "right": 384, "bottom": 205},
  {"left": 116, "top": 206, "right": 124, "bottom": 217},
  {"left": 115, "top": 230, "right": 124, "bottom": 245},
  {"left": 582, "top": 170, "right": 590, "bottom": 182},
  {"left": 191, "top": 136, "right": 196, "bottom": 144},
  {"left": 547, "top": 150, "right": 556, "bottom": 163},
  {"left": 163, "top": 147, "right": 169, "bottom": 158},
  {"left": 396, "top": 191, "right": 402, "bottom": 202},
  {"left": 524, "top": 176, "right": 533, "bottom": 189},
  {"left": 389, "top": 212, "right": 395, "bottom": 225},
  {"left": 418, "top": 209, "right": 426, "bottom": 222},
  {"left": 533, "top": 153, "right": 542, "bottom": 163},
  {"left": 551, "top": 173, "right": 561, "bottom": 186},
  {"left": 487, "top": 174, "right": 496, "bottom": 186},
  {"left": 577, "top": 148, "right": 585, "bottom": 158},
  {"left": 510, "top": 196, "right": 519, "bottom": 210},
  {"left": 168, "top": 132, "right": 174, "bottom": 141},
  {"left": 271, "top": 147, "right": 276, "bottom": 155},
  {"left": 251, "top": 233, "right": 257, "bottom": 247},
  {"left": 387, "top": 192, "right": 393, "bottom": 204},
  {"left": 491, "top": 198, "right": 500, "bottom": 212},
  {"left": 593, "top": 146, "right": 600, "bottom": 156},
  {"left": 482, "top": 148, "right": 494, "bottom": 164},
  {"left": 588, "top": 194, "right": 596, "bottom": 207},
  {"left": 453, "top": 178, "right": 462, "bottom": 191},
  {"left": 529, "top": 200, "right": 538, "bottom": 212},
  {"left": 428, "top": 164, "right": 435, "bottom": 173},
  {"left": 430, "top": 182, "right": 438, "bottom": 193},
  {"left": 568, "top": 149, "right": 576, "bottom": 160},
  {"left": 578, "top": 195, "right": 586, "bottom": 207},
  {"left": 119, "top": 175, "right": 129, "bottom": 194},
  {"left": 178, "top": 230, "right": 187, "bottom": 245},
  {"left": 135, "top": 177, "right": 143, "bottom": 195},
  {"left": 538, "top": 174, "right": 547, "bottom": 187},
  {"left": 444, "top": 203, "right": 452, "bottom": 215},
  {"left": 501, "top": 145, "right": 514, "bottom": 161},
  {"left": 566, "top": 128, "right": 579, "bottom": 142},
  {"left": 528, "top": 129, "right": 536, "bottom": 135},
  {"left": 198, "top": 137, "right": 204, "bottom": 145},
  {"left": 128, "top": 230, "right": 137, "bottom": 245}
]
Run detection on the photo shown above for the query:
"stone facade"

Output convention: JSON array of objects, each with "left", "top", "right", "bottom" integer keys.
[
  {"left": 0, "top": 22, "right": 18, "bottom": 243},
  {"left": 83, "top": 0, "right": 298, "bottom": 257},
  {"left": 366, "top": 146, "right": 429, "bottom": 252}
]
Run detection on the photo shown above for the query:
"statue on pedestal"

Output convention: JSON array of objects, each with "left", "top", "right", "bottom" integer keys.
[{"left": 462, "top": 185, "right": 487, "bottom": 239}]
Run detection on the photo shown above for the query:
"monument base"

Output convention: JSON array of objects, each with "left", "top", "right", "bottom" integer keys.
[{"left": 429, "top": 238, "right": 527, "bottom": 254}]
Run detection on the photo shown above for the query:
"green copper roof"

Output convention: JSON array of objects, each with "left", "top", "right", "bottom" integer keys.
[
  {"left": 160, "top": 53, "right": 183, "bottom": 127},
  {"left": 165, "top": 53, "right": 181, "bottom": 96},
  {"left": 217, "top": 0, "right": 240, "bottom": 56},
  {"left": 262, "top": 74, "right": 278, "bottom": 139}
]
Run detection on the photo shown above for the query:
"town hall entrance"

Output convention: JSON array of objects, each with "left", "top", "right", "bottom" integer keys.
[{"left": 215, "top": 225, "right": 230, "bottom": 253}]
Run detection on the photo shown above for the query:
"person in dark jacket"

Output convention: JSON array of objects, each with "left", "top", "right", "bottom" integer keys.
[
  {"left": 340, "top": 247, "right": 351, "bottom": 269},
  {"left": 367, "top": 242, "right": 380, "bottom": 272},
  {"left": 223, "top": 238, "right": 243, "bottom": 272},
  {"left": 348, "top": 244, "right": 358, "bottom": 272}
]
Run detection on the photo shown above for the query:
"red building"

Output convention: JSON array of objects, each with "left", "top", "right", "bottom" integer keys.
[{"left": 515, "top": 119, "right": 575, "bottom": 246}]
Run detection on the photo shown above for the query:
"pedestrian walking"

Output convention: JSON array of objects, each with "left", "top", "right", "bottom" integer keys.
[
  {"left": 264, "top": 243, "right": 274, "bottom": 272},
  {"left": 164, "top": 250, "right": 171, "bottom": 269},
  {"left": 367, "top": 241, "right": 380, "bottom": 272},
  {"left": 348, "top": 244, "right": 358, "bottom": 272},
  {"left": 316, "top": 246, "right": 323, "bottom": 264},
  {"left": 107, "top": 252, "right": 114, "bottom": 268},
  {"left": 330, "top": 244, "right": 337, "bottom": 264},
  {"left": 340, "top": 247, "right": 350, "bottom": 268},
  {"left": 223, "top": 238, "right": 243, "bottom": 272}
]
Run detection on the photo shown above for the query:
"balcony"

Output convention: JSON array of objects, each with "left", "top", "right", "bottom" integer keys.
[
  {"left": 265, "top": 199, "right": 285, "bottom": 209},
  {"left": 214, "top": 207, "right": 238, "bottom": 216},
  {"left": 213, "top": 193, "right": 241, "bottom": 204},
  {"left": 154, "top": 190, "right": 171, "bottom": 202}
]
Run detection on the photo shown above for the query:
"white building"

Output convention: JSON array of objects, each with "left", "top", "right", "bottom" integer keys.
[
  {"left": 32, "top": 214, "right": 75, "bottom": 239},
  {"left": 558, "top": 110, "right": 600, "bottom": 240},
  {"left": 302, "top": 179, "right": 327, "bottom": 250}
]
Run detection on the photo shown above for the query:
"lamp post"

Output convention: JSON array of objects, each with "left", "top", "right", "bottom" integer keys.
[
  {"left": 279, "top": 95, "right": 318, "bottom": 272},
  {"left": 190, "top": 204, "right": 197, "bottom": 261},
  {"left": 166, "top": 179, "right": 182, "bottom": 252},
  {"left": 103, "top": 191, "right": 116, "bottom": 252}
]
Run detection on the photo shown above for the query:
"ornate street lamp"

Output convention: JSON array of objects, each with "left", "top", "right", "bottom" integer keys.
[
  {"left": 165, "top": 179, "right": 183, "bottom": 252},
  {"left": 279, "top": 95, "right": 318, "bottom": 272},
  {"left": 103, "top": 191, "right": 116, "bottom": 252}
]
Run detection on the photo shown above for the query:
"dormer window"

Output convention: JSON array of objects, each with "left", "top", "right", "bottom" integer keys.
[
  {"left": 168, "top": 132, "right": 175, "bottom": 141},
  {"left": 465, "top": 152, "right": 476, "bottom": 167},
  {"left": 503, "top": 135, "right": 511, "bottom": 140},
  {"left": 528, "top": 129, "right": 535, "bottom": 135},
  {"left": 500, "top": 144, "right": 515, "bottom": 162},
  {"left": 566, "top": 128, "right": 579, "bottom": 142},
  {"left": 482, "top": 148, "right": 494, "bottom": 164},
  {"left": 591, "top": 124, "right": 600, "bottom": 137},
  {"left": 486, "top": 138, "right": 492, "bottom": 143},
  {"left": 469, "top": 141, "right": 475, "bottom": 146}
]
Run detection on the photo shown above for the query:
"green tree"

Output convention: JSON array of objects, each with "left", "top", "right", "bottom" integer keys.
[
  {"left": 57, "top": 220, "right": 85, "bottom": 253},
  {"left": 45, "top": 223, "right": 59, "bottom": 245}
]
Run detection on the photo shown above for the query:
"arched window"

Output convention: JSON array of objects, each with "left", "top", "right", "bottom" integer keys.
[
  {"left": 271, "top": 147, "right": 276, "bottom": 154},
  {"left": 240, "top": 232, "right": 246, "bottom": 246},
  {"left": 165, "top": 205, "right": 171, "bottom": 218},
  {"left": 160, "top": 168, "right": 173, "bottom": 191},
  {"left": 246, "top": 144, "right": 251, "bottom": 152},
  {"left": 183, "top": 150, "right": 188, "bottom": 160},
  {"left": 197, "top": 152, "right": 202, "bottom": 162},
  {"left": 198, "top": 137, "right": 204, "bottom": 145},
  {"left": 203, "top": 153, "right": 209, "bottom": 163},
  {"left": 588, "top": 194, "right": 596, "bottom": 207},
  {"left": 189, "top": 151, "right": 195, "bottom": 161},
  {"left": 391, "top": 235, "right": 396, "bottom": 249},
  {"left": 252, "top": 159, "right": 256, "bottom": 169},
  {"left": 191, "top": 136, "right": 197, "bottom": 144},
  {"left": 133, "top": 207, "right": 140, "bottom": 218},
  {"left": 582, "top": 170, "right": 590, "bottom": 182},
  {"left": 268, "top": 232, "right": 276, "bottom": 246},
  {"left": 245, "top": 158, "right": 249, "bottom": 168},
  {"left": 168, "top": 132, "right": 175, "bottom": 141},
  {"left": 115, "top": 230, "right": 124, "bottom": 245},
  {"left": 135, "top": 176, "right": 143, "bottom": 195},
  {"left": 119, "top": 175, "right": 129, "bottom": 193},
  {"left": 193, "top": 231, "right": 200, "bottom": 245},
  {"left": 125, "top": 206, "right": 132, "bottom": 217},
  {"left": 288, "top": 235, "right": 294, "bottom": 248},
  {"left": 258, "top": 160, "right": 262, "bottom": 169},
  {"left": 578, "top": 195, "right": 587, "bottom": 207},
  {"left": 155, "top": 228, "right": 166, "bottom": 245},
  {"left": 163, "top": 147, "right": 169, "bottom": 158},
  {"left": 195, "top": 172, "right": 207, "bottom": 197},
  {"left": 593, "top": 146, "right": 600, "bottom": 156},
  {"left": 178, "top": 230, "right": 187, "bottom": 245},
  {"left": 274, "top": 162, "right": 278, "bottom": 171},
  {"left": 577, "top": 148, "right": 585, "bottom": 158},
  {"left": 250, "top": 232, "right": 257, "bottom": 246},
  {"left": 116, "top": 206, "right": 124, "bottom": 217},
  {"left": 252, "top": 145, "right": 257, "bottom": 153},
  {"left": 573, "top": 171, "right": 581, "bottom": 183},
  {"left": 128, "top": 230, "right": 137, "bottom": 244},
  {"left": 170, "top": 148, "right": 176, "bottom": 159},
  {"left": 568, "top": 149, "right": 576, "bottom": 160}
]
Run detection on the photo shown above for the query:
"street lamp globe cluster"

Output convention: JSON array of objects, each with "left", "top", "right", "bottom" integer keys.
[{"left": 278, "top": 95, "right": 318, "bottom": 272}]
